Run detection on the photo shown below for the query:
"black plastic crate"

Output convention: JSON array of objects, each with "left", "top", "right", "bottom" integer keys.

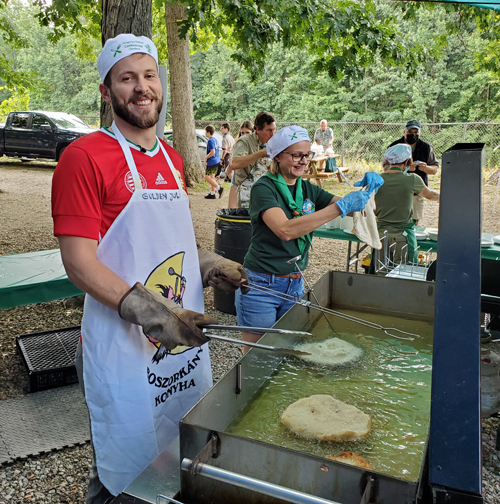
[{"left": 16, "top": 326, "right": 81, "bottom": 393}]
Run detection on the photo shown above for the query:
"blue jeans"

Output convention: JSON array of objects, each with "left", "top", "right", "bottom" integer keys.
[{"left": 235, "top": 269, "right": 304, "bottom": 330}]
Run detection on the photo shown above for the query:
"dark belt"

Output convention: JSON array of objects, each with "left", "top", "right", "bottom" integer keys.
[{"left": 261, "top": 272, "right": 302, "bottom": 279}]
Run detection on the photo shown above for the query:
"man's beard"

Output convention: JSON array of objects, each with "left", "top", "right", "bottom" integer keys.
[{"left": 110, "top": 89, "right": 163, "bottom": 129}]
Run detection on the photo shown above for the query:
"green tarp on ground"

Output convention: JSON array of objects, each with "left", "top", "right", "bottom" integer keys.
[{"left": 0, "top": 249, "right": 83, "bottom": 309}]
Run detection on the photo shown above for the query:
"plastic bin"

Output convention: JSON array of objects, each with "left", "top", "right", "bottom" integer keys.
[
  {"left": 16, "top": 326, "right": 80, "bottom": 392},
  {"left": 213, "top": 209, "right": 252, "bottom": 314}
]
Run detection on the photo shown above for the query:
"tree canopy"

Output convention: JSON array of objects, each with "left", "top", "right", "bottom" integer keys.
[
  {"left": 190, "top": 2, "right": 500, "bottom": 123},
  {"left": 1, "top": 0, "right": 500, "bottom": 123}
]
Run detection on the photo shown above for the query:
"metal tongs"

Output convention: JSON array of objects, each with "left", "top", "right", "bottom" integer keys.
[
  {"left": 202, "top": 324, "right": 311, "bottom": 356},
  {"left": 202, "top": 324, "right": 312, "bottom": 337},
  {"left": 203, "top": 332, "right": 310, "bottom": 356}
]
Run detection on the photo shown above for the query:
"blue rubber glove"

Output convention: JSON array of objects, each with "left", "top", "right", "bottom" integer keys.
[
  {"left": 336, "top": 190, "right": 371, "bottom": 218},
  {"left": 353, "top": 172, "right": 384, "bottom": 194}
]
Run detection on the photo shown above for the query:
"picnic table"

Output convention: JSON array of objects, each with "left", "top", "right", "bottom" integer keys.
[
  {"left": 0, "top": 249, "right": 83, "bottom": 309},
  {"left": 302, "top": 155, "right": 350, "bottom": 187}
]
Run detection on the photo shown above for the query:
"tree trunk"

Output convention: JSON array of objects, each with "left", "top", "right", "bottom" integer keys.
[
  {"left": 100, "top": 0, "right": 152, "bottom": 127},
  {"left": 165, "top": 3, "right": 203, "bottom": 186}
]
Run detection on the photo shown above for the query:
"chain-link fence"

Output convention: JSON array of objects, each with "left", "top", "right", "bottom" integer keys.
[
  {"left": 195, "top": 120, "right": 500, "bottom": 170},
  {"left": 3, "top": 114, "right": 500, "bottom": 170}
]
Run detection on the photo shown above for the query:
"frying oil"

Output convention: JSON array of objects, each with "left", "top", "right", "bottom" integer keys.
[{"left": 226, "top": 309, "right": 433, "bottom": 481}]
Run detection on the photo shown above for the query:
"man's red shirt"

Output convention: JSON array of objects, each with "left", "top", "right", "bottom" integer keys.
[{"left": 52, "top": 129, "right": 186, "bottom": 241}]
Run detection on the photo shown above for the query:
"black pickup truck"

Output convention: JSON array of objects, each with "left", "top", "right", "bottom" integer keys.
[{"left": 0, "top": 111, "right": 95, "bottom": 161}]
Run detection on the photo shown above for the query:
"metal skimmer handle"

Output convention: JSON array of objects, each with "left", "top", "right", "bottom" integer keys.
[
  {"left": 181, "top": 458, "right": 342, "bottom": 504},
  {"left": 156, "top": 495, "right": 184, "bottom": 504}
]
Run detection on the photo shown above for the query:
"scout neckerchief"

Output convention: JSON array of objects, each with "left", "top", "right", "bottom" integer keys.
[{"left": 265, "top": 172, "right": 311, "bottom": 255}]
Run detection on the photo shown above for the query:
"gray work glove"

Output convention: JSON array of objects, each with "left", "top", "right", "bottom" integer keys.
[
  {"left": 118, "top": 282, "right": 217, "bottom": 350},
  {"left": 198, "top": 248, "right": 249, "bottom": 294}
]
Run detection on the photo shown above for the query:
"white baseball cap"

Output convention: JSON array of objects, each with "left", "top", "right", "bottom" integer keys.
[
  {"left": 97, "top": 34, "right": 158, "bottom": 82},
  {"left": 384, "top": 144, "right": 412, "bottom": 164},
  {"left": 266, "top": 126, "right": 310, "bottom": 159}
]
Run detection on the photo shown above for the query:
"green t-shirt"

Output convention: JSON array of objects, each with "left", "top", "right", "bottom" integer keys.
[
  {"left": 374, "top": 171, "right": 425, "bottom": 230},
  {"left": 244, "top": 176, "right": 334, "bottom": 275}
]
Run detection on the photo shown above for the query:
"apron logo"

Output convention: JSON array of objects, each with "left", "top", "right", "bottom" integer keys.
[
  {"left": 144, "top": 251, "right": 191, "bottom": 363},
  {"left": 147, "top": 347, "right": 203, "bottom": 407}
]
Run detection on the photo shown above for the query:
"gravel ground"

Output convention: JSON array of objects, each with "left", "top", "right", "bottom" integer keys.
[{"left": 1, "top": 160, "right": 500, "bottom": 503}]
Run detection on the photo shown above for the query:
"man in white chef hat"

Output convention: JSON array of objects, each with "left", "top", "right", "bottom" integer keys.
[{"left": 52, "top": 33, "right": 248, "bottom": 503}]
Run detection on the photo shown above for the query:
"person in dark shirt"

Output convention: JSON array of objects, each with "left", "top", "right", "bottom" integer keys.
[{"left": 383, "top": 119, "right": 439, "bottom": 224}]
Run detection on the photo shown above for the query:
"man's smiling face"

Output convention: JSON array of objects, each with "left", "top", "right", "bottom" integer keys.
[{"left": 107, "top": 53, "right": 163, "bottom": 130}]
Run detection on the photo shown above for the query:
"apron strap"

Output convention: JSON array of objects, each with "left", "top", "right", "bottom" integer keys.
[
  {"left": 112, "top": 121, "right": 142, "bottom": 189},
  {"left": 158, "top": 141, "right": 185, "bottom": 194},
  {"left": 112, "top": 121, "right": 184, "bottom": 193}
]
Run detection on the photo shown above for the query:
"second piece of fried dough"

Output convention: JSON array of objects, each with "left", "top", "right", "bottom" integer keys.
[{"left": 295, "top": 337, "right": 362, "bottom": 366}]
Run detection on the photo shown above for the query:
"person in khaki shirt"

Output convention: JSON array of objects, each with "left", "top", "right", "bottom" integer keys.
[
  {"left": 225, "top": 120, "right": 254, "bottom": 209},
  {"left": 231, "top": 111, "right": 276, "bottom": 208},
  {"left": 220, "top": 122, "right": 235, "bottom": 170}
]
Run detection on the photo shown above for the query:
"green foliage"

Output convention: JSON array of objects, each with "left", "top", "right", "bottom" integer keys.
[
  {"left": 0, "top": 0, "right": 33, "bottom": 91},
  {"left": 0, "top": 86, "right": 30, "bottom": 115},
  {"left": 403, "top": 1, "right": 500, "bottom": 81},
  {"left": 177, "top": 0, "right": 421, "bottom": 81},
  {"left": 189, "top": 2, "right": 500, "bottom": 124},
  {"left": 153, "top": 5, "right": 168, "bottom": 63},
  {"left": 2, "top": 0, "right": 500, "bottom": 128},
  {"left": 33, "top": 0, "right": 100, "bottom": 43},
  {"left": 0, "top": 0, "right": 101, "bottom": 115}
]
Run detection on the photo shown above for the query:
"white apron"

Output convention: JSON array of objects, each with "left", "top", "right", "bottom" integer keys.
[{"left": 81, "top": 123, "right": 212, "bottom": 496}]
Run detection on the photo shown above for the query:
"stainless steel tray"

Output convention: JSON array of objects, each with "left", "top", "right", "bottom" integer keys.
[{"left": 178, "top": 271, "right": 435, "bottom": 504}]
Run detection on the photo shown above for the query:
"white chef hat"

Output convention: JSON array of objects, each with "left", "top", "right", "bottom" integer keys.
[
  {"left": 97, "top": 34, "right": 158, "bottom": 82},
  {"left": 384, "top": 144, "right": 412, "bottom": 164},
  {"left": 266, "top": 126, "right": 311, "bottom": 159}
]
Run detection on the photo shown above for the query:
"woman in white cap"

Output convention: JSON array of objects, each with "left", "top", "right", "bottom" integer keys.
[
  {"left": 375, "top": 143, "right": 439, "bottom": 264},
  {"left": 235, "top": 125, "right": 383, "bottom": 348}
]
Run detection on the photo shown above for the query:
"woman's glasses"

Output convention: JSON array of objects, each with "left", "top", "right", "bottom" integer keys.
[{"left": 283, "top": 151, "right": 315, "bottom": 162}]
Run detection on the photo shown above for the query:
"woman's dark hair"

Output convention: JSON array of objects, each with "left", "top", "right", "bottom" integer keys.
[
  {"left": 254, "top": 111, "right": 275, "bottom": 131},
  {"left": 205, "top": 124, "right": 215, "bottom": 135},
  {"left": 238, "top": 120, "right": 254, "bottom": 137}
]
